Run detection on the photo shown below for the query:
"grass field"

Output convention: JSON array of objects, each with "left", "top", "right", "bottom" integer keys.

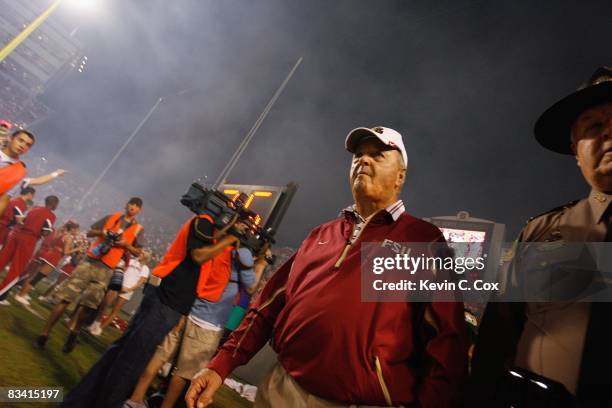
[{"left": 0, "top": 283, "right": 252, "bottom": 408}]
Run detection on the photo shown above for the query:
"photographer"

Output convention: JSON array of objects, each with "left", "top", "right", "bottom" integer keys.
[
  {"left": 60, "top": 209, "right": 245, "bottom": 408},
  {"left": 37, "top": 198, "right": 144, "bottom": 351}
]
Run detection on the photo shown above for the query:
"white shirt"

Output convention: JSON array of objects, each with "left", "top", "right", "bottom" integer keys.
[
  {"left": 342, "top": 200, "right": 406, "bottom": 243},
  {"left": 122, "top": 259, "right": 150, "bottom": 289},
  {"left": 189, "top": 315, "right": 224, "bottom": 332},
  {"left": 0, "top": 149, "right": 17, "bottom": 167}
]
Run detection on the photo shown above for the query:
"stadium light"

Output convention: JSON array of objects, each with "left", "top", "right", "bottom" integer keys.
[
  {"left": 0, "top": 0, "right": 99, "bottom": 63},
  {"left": 65, "top": 0, "right": 100, "bottom": 13}
]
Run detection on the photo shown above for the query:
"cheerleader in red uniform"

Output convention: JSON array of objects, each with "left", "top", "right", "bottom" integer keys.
[
  {"left": 14, "top": 221, "right": 82, "bottom": 305},
  {"left": 0, "top": 195, "right": 58, "bottom": 304},
  {"left": 0, "top": 187, "right": 35, "bottom": 248},
  {"left": 39, "top": 233, "right": 88, "bottom": 300}
]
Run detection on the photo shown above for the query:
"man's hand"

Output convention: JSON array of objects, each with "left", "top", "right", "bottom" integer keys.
[
  {"left": 232, "top": 221, "right": 249, "bottom": 235},
  {"left": 185, "top": 368, "right": 222, "bottom": 408},
  {"left": 257, "top": 242, "right": 271, "bottom": 256},
  {"left": 89, "top": 229, "right": 106, "bottom": 239},
  {"left": 116, "top": 237, "right": 128, "bottom": 248},
  {"left": 255, "top": 246, "right": 273, "bottom": 266},
  {"left": 191, "top": 224, "right": 241, "bottom": 265},
  {"left": 23, "top": 169, "right": 67, "bottom": 187}
]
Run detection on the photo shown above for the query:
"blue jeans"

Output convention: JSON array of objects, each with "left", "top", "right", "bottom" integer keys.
[{"left": 61, "top": 285, "right": 182, "bottom": 408}]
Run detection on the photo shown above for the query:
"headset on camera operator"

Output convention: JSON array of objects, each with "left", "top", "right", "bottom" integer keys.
[{"left": 60, "top": 204, "right": 248, "bottom": 408}]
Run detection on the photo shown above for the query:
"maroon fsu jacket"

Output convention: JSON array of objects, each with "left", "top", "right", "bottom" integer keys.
[{"left": 209, "top": 209, "right": 468, "bottom": 407}]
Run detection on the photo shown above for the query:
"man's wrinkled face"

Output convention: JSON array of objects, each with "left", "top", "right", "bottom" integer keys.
[
  {"left": 126, "top": 203, "right": 141, "bottom": 217},
  {"left": 350, "top": 138, "right": 405, "bottom": 202},
  {"left": 572, "top": 102, "right": 612, "bottom": 191},
  {"left": 7, "top": 132, "right": 34, "bottom": 158}
]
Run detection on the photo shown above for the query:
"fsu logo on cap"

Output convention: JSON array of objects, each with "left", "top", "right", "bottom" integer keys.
[{"left": 372, "top": 127, "right": 384, "bottom": 134}]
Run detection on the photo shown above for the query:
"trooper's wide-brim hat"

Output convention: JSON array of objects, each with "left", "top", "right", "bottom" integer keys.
[{"left": 534, "top": 66, "right": 612, "bottom": 155}]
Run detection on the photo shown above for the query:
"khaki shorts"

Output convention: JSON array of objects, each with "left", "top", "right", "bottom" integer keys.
[
  {"left": 53, "top": 260, "right": 112, "bottom": 309},
  {"left": 154, "top": 318, "right": 223, "bottom": 379},
  {"left": 256, "top": 363, "right": 395, "bottom": 408}
]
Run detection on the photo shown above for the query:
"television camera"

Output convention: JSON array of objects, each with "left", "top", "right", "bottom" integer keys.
[{"left": 180, "top": 181, "right": 297, "bottom": 254}]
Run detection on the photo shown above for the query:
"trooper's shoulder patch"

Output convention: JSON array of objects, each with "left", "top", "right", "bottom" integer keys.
[{"left": 526, "top": 199, "right": 581, "bottom": 224}]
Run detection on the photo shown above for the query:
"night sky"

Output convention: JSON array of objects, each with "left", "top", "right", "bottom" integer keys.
[{"left": 29, "top": 0, "right": 612, "bottom": 247}]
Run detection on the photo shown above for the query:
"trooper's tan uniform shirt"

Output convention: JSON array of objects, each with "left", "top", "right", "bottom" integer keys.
[{"left": 512, "top": 190, "right": 611, "bottom": 394}]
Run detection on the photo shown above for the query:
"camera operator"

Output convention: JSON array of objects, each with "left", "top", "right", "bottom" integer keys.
[
  {"left": 124, "top": 245, "right": 269, "bottom": 408},
  {"left": 60, "top": 209, "right": 246, "bottom": 408},
  {"left": 37, "top": 197, "right": 144, "bottom": 351}
]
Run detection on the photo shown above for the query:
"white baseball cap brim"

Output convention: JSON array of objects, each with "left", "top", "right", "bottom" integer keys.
[{"left": 345, "top": 126, "right": 408, "bottom": 168}]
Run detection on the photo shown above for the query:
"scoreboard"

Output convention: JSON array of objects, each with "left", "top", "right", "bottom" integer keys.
[{"left": 220, "top": 182, "right": 298, "bottom": 236}]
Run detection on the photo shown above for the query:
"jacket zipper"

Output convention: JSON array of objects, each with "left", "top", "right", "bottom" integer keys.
[
  {"left": 374, "top": 356, "right": 393, "bottom": 406},
  {"left": 334, "top": 209, "right": 382, "bottom": 268},
  {"left": 424, "top": 304, "right": 439, "bottom": 334}
]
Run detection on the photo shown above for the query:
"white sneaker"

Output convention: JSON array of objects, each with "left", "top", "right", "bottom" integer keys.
[
  {"left": 14, "top": 294, "right": 30, "bottom": 306},
  {"left": 24, "top": 294, "right": 31, "bottom": 300},
  {"left": 0, "top": 300, "right": 10, "bottom": 306},
  {"left": 88, "top": 322, "right": 103, "bottom": 336}
]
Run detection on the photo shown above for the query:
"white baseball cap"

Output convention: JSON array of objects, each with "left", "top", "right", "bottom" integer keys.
[{"left": 345, "top": 126, "right": 408, "bottom": 168}]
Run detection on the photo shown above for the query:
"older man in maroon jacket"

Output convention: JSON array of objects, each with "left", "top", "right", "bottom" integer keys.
[{"left": 186, "top": 127, "right": 468, "bottom": 408}]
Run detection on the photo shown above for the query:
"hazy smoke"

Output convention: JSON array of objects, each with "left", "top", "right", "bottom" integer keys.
[{"left": 28, "top": 0, "right": 611, "bottom": 246}]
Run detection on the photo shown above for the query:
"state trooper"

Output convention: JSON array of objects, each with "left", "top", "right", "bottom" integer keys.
[{"left": 471, "top": 66, "right": 612, "bottom": 407}]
